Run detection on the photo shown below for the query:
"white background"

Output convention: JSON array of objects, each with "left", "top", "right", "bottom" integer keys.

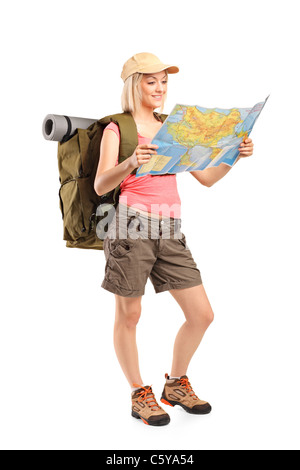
[{"left": 1, "top": 0, "right": 299, "bottom": 451}]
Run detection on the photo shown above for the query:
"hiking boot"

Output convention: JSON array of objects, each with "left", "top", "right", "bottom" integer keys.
[
  {"left": 161, "top": 374, "right": 212, "bottom": 415},
  {"left": 131, "top": 384, "right": 170, "bottom": 426}
]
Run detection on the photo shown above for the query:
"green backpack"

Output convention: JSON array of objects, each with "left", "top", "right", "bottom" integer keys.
[{"left": 57, "top": 111, "right": 167, "bottom": 250}]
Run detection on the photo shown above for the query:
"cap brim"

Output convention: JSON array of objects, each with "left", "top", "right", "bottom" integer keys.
[{"left": 139, "top": 63, "right": 179, "bottom": 75}]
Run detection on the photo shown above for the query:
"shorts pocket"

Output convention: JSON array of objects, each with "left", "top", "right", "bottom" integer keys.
[
  {"left": 109, "top": 238, "right": 135, "bottom": 258},
  {"left": 178, "top": 234, "right": 189, "bottom": 250},
  {"left": 178, "top": 234, "right": 186, "bottom": 247}
]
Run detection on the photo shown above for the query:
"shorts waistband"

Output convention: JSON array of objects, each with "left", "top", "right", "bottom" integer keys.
[
  {"left": 118, "top": 203, "right": 180, "bottom": 222},
  {"left": 107, "top": 203, "right": 182, "bottom": 239}
]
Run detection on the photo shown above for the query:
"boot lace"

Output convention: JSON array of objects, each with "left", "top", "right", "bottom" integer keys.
[
  {"left": 179, "top": 378, "right": 199, "bottom": 401},
  {"left": 133, "top": 384, "right": 161, "bottom": 410}
]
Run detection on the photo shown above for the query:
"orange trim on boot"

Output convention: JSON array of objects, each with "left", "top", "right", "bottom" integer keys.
[{"left": 161, "top": 398, "right": 174, "bottom": 407}]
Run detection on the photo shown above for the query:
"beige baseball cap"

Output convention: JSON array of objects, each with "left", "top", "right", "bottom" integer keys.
[{"left": 121, "top": 52, "right": 179, "bottom": 82}]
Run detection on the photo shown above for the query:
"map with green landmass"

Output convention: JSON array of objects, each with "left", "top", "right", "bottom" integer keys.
[{"left": 136, "top": 97, "right": 269, "bottom": 177}]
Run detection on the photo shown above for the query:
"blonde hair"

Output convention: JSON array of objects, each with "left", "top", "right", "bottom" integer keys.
[{"left": 121, "top": 71, "right": 168, "bottom": 114}]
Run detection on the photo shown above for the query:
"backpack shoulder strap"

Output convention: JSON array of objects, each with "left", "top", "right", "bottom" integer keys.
[
  {"left": 97, "top": 112, "right": 138, "bottom": 162},
  {"left": 109, "top": 113, "right": 139, "bottom": 161},
  {"left": 153, "top": 111, "right": 168, "bottom": 123},
  {"left": 94, "top": 111, "right": 168, "bottom": 176}
]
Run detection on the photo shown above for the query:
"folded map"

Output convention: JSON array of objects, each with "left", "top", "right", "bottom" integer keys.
[{"left": 136, "top": 96, "right": 269, "bottom": 177}]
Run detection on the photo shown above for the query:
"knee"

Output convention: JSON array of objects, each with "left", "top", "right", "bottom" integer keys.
[
  {"left": 189, "top": 307, "right": 214, "bottom": 329},
  {"left": 205, "top": 308, "right": 214, "bottom": 326},
  {"left": 116, "top": 307, "right": 142, "bottom": 329}
]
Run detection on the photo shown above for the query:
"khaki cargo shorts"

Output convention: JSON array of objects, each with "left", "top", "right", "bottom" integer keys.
[{"left": 101, "top": 203, "right": 202, "bottom": 297}]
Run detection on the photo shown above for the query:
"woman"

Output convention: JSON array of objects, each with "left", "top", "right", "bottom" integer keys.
[{"left": 94, "top": 52, "right": 254, "bottom": 426}]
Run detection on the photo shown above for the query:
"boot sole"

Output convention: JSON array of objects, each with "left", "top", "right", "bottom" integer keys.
[
  {"left": 161, "top": 396, "right": 212, "bottom": 415},
  {"left": 131, "top": 410, "right": 170, "bottom": 426}
]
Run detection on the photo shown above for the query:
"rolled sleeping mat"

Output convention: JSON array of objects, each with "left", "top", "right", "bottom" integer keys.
[{"left": 42, "top": 114, "right": 98, "bottom": 142}]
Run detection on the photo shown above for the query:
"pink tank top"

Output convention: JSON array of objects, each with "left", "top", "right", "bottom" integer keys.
[{"left": 104, "top": 122, "right": 181, "bottom": 218}]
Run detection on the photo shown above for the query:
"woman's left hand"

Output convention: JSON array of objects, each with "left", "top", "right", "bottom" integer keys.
[{"left": 238, "top": 138, "right": 254, "bottom": 158}]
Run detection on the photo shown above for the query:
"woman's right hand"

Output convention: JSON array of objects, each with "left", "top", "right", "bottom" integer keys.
[{"left": 128, "top": 144, "right": 159, "bottom": 169}]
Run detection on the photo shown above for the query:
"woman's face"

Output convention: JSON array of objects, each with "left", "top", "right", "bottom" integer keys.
[{"left": 139, "top": 71, "right": 168, "bottom": 110}]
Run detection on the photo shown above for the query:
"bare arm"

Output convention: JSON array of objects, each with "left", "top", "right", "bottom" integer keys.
[
  {"left": 94, "top": 130, "right": 133, "bottom": 196},
  {"left": 190, "top": 157, "right": 241, "bottom": 187},
  {"left": 93, "top": 129, "right": 158, "bottom": 196},
  {"left": 190, "top": 138, "right": 254, "bottom": 187}
]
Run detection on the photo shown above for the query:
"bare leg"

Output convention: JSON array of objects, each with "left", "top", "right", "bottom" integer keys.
[
  {"left": 113, "top": 294, "right": 143, "bottom": 386},
  {"left": 169, "top": 284, "right": 214, "bottom": 377}
]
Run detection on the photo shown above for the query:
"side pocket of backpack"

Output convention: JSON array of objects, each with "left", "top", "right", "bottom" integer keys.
[{"left": 58, "top": 177, "right": 87, "bottom": 241}]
